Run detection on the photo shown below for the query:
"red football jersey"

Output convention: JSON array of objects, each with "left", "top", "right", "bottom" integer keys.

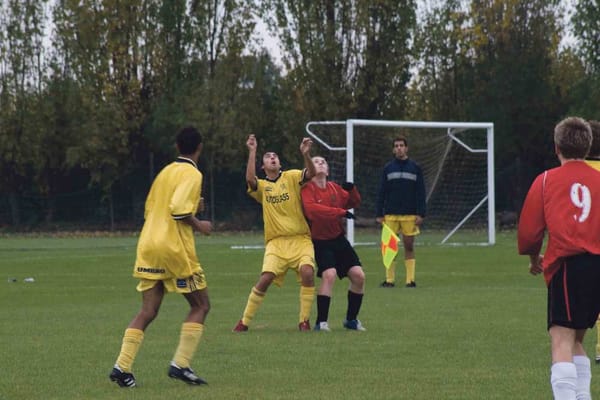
[
  {"left": 518, "top": 161, "right": 600, "bottom": 285},
  {"left": 301, "top": 181, "right": 361, "bottom": 240}
]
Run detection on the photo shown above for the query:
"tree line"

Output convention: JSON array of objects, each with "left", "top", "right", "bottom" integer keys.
[{"left": 0, "top": 0, "right": 598, "bottom": 230}]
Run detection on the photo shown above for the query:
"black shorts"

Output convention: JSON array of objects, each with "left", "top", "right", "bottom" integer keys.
[
  {"left": 313, "top": 235, "right": 361, "bottom": 279},
  {"left": 547, "top": 253, "right": 600, "bottom": 330}
]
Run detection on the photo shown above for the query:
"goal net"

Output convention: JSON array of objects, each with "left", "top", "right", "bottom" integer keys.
[{"left": 305, "top": 119, "right": 495, "bottom": 245}]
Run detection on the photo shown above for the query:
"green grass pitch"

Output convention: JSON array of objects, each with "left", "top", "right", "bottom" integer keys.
[{"left": 1, "top": 231, "right": 598, "bottom": 399}]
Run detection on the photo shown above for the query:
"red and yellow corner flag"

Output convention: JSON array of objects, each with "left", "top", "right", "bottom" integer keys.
[{"left": 381, "top": 223, "right": 400, "bottom": 269}]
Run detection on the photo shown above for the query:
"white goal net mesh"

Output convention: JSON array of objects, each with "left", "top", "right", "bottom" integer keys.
[{"left": 306, "top": 121, "right": 493, "bottom": 244}]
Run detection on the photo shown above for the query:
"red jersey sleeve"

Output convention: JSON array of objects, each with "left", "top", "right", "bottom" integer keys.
[
  {"left": 343, "top": 185, "right": 361, "bottom": 209},
  {"left": 517, "top": 172, "right": 546, "bottom": 256}
]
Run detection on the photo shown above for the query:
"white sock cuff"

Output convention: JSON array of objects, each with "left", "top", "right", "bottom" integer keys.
[
  {"left": 573, "top": 355, "right": 591, "bottom": 367},
  {"left": 551, "top": 362, "right": 577, "bottom": 381}
]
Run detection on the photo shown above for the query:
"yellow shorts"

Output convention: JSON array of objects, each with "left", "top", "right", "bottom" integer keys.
[
  {"left": 136, "top": 270, "right": 207, "bottom": 293},
  {"left": 263, "top": 235, "right": 315, "bottom": 287},
  {"left": 384, "top": 215, "right": 420, "bottom": 237}
]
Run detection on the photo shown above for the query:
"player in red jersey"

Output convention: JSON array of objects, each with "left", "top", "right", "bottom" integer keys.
[
  {"left": 301, "top": 156, "right": 366, "bottom": 331},
  {"left": 518, "top": 117, "right": 600, "bottom": 399}
]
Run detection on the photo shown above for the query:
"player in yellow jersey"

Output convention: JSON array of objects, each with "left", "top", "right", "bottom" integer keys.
[
  {"left": 109, "top": 127, "right": 212, "bottom": 388},
  {"left": 585, "top": 120, "right": 600, "bottom": 365},
  {"left": 233, "top": 134, "right": 317, "bottom": 332}
]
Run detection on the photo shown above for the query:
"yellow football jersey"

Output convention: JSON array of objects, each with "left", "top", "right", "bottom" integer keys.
[
  {"left": 134, "top": 157, "right": 202, "bottom": 280},
  {"left": 586, "top": 159, "right": 600, "bottom": 172},
  {"left": 248, "top": 169, "right": 311, "bottom": 243}
]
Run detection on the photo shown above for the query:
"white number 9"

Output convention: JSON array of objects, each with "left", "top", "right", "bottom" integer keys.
[{"left": 571, "top": 183, "right": 591, "bottom": 223}]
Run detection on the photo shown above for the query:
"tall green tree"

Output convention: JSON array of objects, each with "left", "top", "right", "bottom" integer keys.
[
  {"left": 187, "top": 0, "right": 257, "bottom": 220},
  {"left": 409, "top": 0, "right": 470, "bottom": 120},
  {"left": 572, "top": 0, "right": 600, "bottom": 74},
  {"left": 0, "top": 0, "right": 48, "bottom": 226},
  {"left": 469, "top": 0, "right": 566, "bottom": 210},
  {"left": 412, "top": 0, "right": 565, "bottom": 210},
  {"left": 52, "top": 0, "right": 144, "bottom": 228},
  {"left": 570, "top": 0, "right": 600, "bottom": 118},
  {"left": 262, "top": 0, "right": 416, "bottom": 121},
  {"left": 466, "top": 0, "right": 564, "bottom": 165}
]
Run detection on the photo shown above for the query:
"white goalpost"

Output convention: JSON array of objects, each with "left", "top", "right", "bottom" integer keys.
[{"left": 305, "top": 119, "right": 495, "bottom": 246}]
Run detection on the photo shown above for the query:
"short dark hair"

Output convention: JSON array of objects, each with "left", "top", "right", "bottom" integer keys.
[
  {"left": 554, "top": 117, "right": 591, "bottom": 159},
  {"left": 176, "top": 126, "right": 202, "bottom": 155},
  {"left": 394, "top": 136, "right": 408, "bottom": 146},
  {"left": 588, "top": 120, "right": 600, "bottom": 157}
]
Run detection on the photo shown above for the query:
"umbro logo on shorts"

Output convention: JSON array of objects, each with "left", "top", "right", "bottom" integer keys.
[{"left": 176, "top": 279, "right": 187, "bottom": 288}]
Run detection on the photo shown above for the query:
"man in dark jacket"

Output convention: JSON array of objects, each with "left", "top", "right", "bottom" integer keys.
[{"left": 375, "top": 136, "right": 426, "bottom": 288}]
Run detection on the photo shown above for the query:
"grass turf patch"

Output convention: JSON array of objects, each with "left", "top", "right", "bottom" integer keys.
[{"left": 0, "top": 231, "right": 596, "bottom": 399}]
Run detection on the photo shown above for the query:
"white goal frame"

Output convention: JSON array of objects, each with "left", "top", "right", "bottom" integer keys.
[{"left": 305, "top": 119, "right": 495, "bottom": 245}]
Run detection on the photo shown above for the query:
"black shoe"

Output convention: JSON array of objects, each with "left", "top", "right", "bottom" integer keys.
[
  {"left": 109, "top": 366, "right": 136, "bottom": 388},
  {"left": 405, "top": 281, "right": 416, "bottom": 288},
  {"left": 168, "top": 364, "right": 208, "bottom": 385},
  {"left": 596, "top": 355, "right": 600, "bottom": 364},
  {"left": 379, "top": 281, "right": 395, "bottom": 288}
]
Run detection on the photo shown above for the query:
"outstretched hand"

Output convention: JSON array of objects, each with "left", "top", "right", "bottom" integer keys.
[
  {"left": 247, "top": 134, "right": 257, "bottom": 151},
  {"left": 300, "top": 137, "right": 313, "bottom": 155}
]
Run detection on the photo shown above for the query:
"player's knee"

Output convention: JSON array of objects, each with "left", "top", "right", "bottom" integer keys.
[
  {"left": 139, "top": 307, "right": 160, "bottom": 323},
  {"left": 302, "top": 275, "right": 314, "bottom": 286},
  {"left": 300, "top": 266, "right": 315, "bottom": 285},
  {"left": 322, "top": 269, "right": 336, "bottom": 284},
  {"left": 349, "top": 267, "right": 365, "bottom": 286},
  {"left": 256, "top": 272, "right": 275, "bottom": 291},
  {"left": 195, "top": 300, "right": 210, "bottom": 316}
]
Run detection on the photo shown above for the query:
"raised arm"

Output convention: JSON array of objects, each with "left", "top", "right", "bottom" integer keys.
[
  {"left": 341, "top": 182, "right": 361, "bottom": 209},
  {"left": 300, "top": 137, "right": 316, "bottom": 182},
  {"left": 246, "top": 134, "right": 258, "bottom": 191}
]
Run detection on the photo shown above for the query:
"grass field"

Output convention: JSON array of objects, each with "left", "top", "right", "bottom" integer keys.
[{"left": 1, "top": 230, "right": 598, "bottom": 399}]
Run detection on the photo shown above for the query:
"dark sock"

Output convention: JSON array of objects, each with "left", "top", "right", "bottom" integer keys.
[
  {"left": 346, "top": 291, "right": 363, "bottom": 321},
  {"left": 316, "top": 295, "right": 331, "bottom": 323}
]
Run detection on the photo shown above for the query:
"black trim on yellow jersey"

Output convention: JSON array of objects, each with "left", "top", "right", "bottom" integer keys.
[
  {"left": 172, "top": 213, "right": 192, "bottom": 220},
  {"left": 265, "top": 171, "right": 283, "bottom": 183},
  {"left": 176, "top": 157, "right": 198, "bottom": 169},
  {"left": 300, "top": 168, "right": 307, "bottom": 184}
]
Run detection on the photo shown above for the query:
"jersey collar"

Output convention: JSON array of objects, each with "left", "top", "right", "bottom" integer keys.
[
  {"left": 265, "top": 170, "right": 283, "bottom": 183},
  {"left": 176, "top": 156, "right": 198, "bottom": 169}
]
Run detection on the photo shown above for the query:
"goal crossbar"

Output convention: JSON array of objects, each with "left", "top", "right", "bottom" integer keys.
[{"left": 305, "top": 119, "right": 495, "bottom": 245}]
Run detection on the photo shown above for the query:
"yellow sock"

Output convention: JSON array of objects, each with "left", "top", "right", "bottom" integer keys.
[
  {"left": 405, "top": 259, "right": 416, "bottom": 283},
  {"left": 115, "top": 328, "right": 144, "bottom": 372},
  {"left": 172, "top": 322, "right": 204, "bottom": 368},
  {"left": 299, "top": 286, "right": 315, "bottom": 322},
  {"left": 242, "top": 287, "right": 265, "bottom": 326},
  {"left": 385, "top": 263, "right": 396, "bottom": 283}
]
